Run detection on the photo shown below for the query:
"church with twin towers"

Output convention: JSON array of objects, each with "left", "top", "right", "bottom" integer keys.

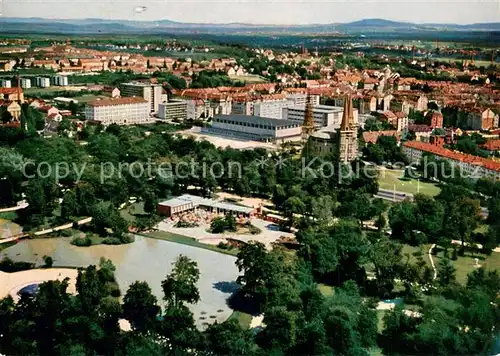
[{"left": 303, "top": 95, "right": 359, "bottom": 163}]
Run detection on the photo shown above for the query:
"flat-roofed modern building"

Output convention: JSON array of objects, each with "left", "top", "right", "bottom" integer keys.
[
  {"left": 53, "top": 75, "right": 69, "bottom": 86},
  {"left": 209, "top": 114, "right": 302, "bottom": 142},
  {"left": 120, "top": 82, "right": 163, "bottom": 114},
  {"left": 34, "top": 77, "right": 51, "bottom": 88},
  {"left": 158, "top": 100, "right": 188, "bottom": 121},
  {"left": 85, "top": 97, "right": 151, "bottom": 126},
  {"left": 283, "top": 104, "right": 345, "bottom": 127},
  {"left": 157, "top": 194, "right": 256, "bottom": 217}
]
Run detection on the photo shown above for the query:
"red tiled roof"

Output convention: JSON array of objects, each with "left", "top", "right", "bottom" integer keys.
[
  {"left": 0, "top": 88, "right": 20, "bottom": 95},
  {"left": 363, "top": 130, "right": 400, "bottom": 144},
  {"left": 87, "top": 97, "right": 147, "bottom": 107},
  {"left": 482, "top": 140, "right": 500, "bottom": 151},
  {"left": 408, "top": 124, "right": 433, "bottom": 133},
  {"left": 404, "top": 141, "right": 500, "bottom": 172}
]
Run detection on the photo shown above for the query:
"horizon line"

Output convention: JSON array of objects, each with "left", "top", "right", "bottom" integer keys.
[{"left": 1, "top": 16, "right": 499, "bottom": 27}]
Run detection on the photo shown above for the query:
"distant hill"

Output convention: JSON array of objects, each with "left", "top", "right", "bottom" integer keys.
[{"left": 0, "top": 17, "right": 499, "bottom": 34}]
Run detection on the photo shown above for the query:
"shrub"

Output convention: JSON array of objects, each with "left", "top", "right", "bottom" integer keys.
[
  {"left": 217, "top": 242, "right": 233, "bottom": 250},
  {"left": 210, "top": 217, "right": 227, "bottom": 233},
  {"left": 60, "top": 229, "right": 73, "bottom": 237},
  {"left": 106, "top": 282, "right": 121, "bottom": 298},
  {"left": 0, "top": 257, "right": 35, "bottom": 272},
  {"left": 248, "top": 224, "right": 262, "bottom": 235},
  {"left": 70, "top": 236, "right": 92, "bottom": 247},
  {"left": 43, "top": 255, "right": 53, "bottom": 268},
  {"left": 102, "top": 237, "right": 122, "bottom": 245},
  {"left": 175, "top": 220, "right": 199, "bottom": 228}
]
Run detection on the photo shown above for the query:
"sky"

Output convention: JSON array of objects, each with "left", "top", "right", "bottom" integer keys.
[{"left": 2, "top": 0, "right": 499, "bottom": 25}]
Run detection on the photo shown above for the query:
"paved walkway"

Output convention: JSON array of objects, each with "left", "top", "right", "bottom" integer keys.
[
  {"left": 0, "top": 268, "right": 78, "bottom": 302},
  {"left": 156, "top": 218, "right": 293, "bottom": 249}
]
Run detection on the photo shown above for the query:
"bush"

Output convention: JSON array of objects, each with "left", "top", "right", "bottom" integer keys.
[
  {"left": 0, "top": 257, "right": 35, "bottom": 272},
  {"left": 106, "top": 282, "right": 121, "bottom": 298},
  {"left": 217, "top": 242, "right": 234, "bottom": 250},
  {"left": 248, "top": 224, "right": 262, "bottom": 235},
  {"left": 59, "top": 229, "right": 73, "bottom": 237},
  {"left": 70, "top": 236, "right": 92, "bottom": 247},
  {"left": 102, "top": 237, "right": 122, "bottom": 245},
  {"left": 210, "top": 217, "right": 227, "bottom": 233},
  {"left": 43, "top": 255, "right": 53, "bottom": 268},
  {"left": 175, "top": 220, "right": 199, "bottom": 228}
]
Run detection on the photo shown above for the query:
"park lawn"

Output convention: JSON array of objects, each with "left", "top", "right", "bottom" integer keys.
[
  {"left": 474, "top": 224, "right": 489, "bottom": 234},
  {"left": 318, "top": 283, "right": 335, "bottom": 297},
  {"left": 227, "top": 311, "right": 253, "bottom": 330},
  {"left": 433, "top": 248, "right": 500, "bottom": 284},
  {"left": 377, "top": 310, "right": 387, "bottom": 333},
  {"left": 0, "top": 212, "right": 18, "bottom": 221},
  {"left": 141, "top": 230, "right": 239, "bottom": 257},
  {"left": 120, "top": 202, "right": 147, "bottom": 223},
  {"left": 24, "top": 87, "right": 75, "bottom": 96},
  {"left": 377, "top": 169, "right": 441, "bottom": 196},
  {"left": 401, "top": 244, "right": 433, "bottom": 266}
]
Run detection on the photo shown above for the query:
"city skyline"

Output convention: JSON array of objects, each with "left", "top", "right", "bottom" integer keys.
[{"left": 2, "top": 0, "right": 499, "bottom": 25}]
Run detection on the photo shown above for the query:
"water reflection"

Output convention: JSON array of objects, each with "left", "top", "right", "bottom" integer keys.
[{"left": 2, "top": 235, "right": 239, "bottom": 327}]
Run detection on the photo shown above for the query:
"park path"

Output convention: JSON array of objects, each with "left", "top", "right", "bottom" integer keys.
[
  {"left": 0, "top": 217, "right": 92, "bottom": 245},
  {"left": 0, "top": 202, "right": 29, "bottom": 213},
  {"left": 428, "top": 244, "right": 438, "bottom": 280}
]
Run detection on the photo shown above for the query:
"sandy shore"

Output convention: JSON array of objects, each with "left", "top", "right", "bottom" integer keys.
[{"left": 0, "top": 268, "right": 78, "bottom": 302}]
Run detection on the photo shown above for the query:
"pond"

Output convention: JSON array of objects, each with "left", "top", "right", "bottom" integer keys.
[{"left": 1, "top": 235, "right": 240, "bottom": 328}]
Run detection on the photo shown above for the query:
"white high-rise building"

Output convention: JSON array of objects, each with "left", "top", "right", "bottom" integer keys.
[
  {"left": 283, "top": 105, "right": 345, "bottom": 128},
  {"left": 20, "top": 78, "right": 32, "bottom": 89},
  {"left": 35, "top": 77, "right": 51, "bottom": 88},
  {"left": 120, "top": 82, "right": 163, "bottom": 114},
  {"left": 0, "top": 79, "right": 12, "bottom": 88},
  {"left": 85, "top": 97, "right": 151, "bottom": 126},
  {"left": 53, "top": 75, "right": 69, "bottom": 86}
]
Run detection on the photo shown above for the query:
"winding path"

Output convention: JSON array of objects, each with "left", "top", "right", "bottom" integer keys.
[{"left": 428, "top": 244, "right": 438, "bottom": 280}]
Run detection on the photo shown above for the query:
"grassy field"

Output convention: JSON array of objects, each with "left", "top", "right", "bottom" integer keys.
[
  {"left": 140, "top": 230, "right": 239, "bottom": 257},
  {"left": 229, "top": 74, "right": 268, "bottom": 83},
  {"left": 72, "top": 94, "right": 108, "bottom": 103},
  {"left": 378, "top": 169, "right": 441, "bottom": 196},
  {"left": 0, "top": 212, "right": 18, "bottom": 221},
  {"left": 227, "top": 311, "right": 253, "bottom": 330},
  {"left": 318, "top": 283, "right": 335, "bottom": 297},
  {"left": 432, "top": 247, "right": 500, "bottom": 284},
  {"left": 119, "top": 202, "right": 146, "bottom": 223}
]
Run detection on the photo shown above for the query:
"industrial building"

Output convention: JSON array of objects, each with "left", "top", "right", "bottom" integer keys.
[
  {"left": 208, "top": 114, "right": 302, "bottom": 142},
  {"left": 120, "top": 82, "right": 163, "bottom": 113}
]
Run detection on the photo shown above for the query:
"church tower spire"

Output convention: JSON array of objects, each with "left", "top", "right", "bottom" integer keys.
[
  {"left": 338, "top": 95, "right": 358, "bottom": 163},
  {"left": 302, "top": 93, "right": 315, "bottom": 142}
]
